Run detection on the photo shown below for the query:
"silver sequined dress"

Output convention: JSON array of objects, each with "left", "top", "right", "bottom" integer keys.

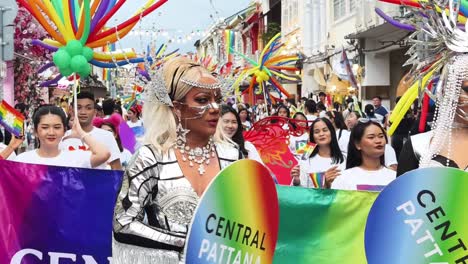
[{"left": 112, "top": 143, "right": 240, "bottom": 264}]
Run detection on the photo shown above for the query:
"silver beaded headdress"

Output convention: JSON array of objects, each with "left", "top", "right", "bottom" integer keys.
[
  {"left": 377, "top": 0, "right": 468, "bottom": 167},
  {"left": 141, "top": 69, "right": 174, "bottom": 107}
]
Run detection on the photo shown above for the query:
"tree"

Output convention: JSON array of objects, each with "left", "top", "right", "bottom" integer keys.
[{"left": 262, "top": 22, "right": 281, "bottom": 44}]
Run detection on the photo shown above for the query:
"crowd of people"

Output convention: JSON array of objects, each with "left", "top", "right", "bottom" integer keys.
[{"left": 0, "top": 55, "right": 466, "bottom": 263}]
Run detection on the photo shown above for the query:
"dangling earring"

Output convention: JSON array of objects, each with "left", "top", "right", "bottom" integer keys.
[{"left": 175, "top": 114, "right": 190, "bottom": 149}]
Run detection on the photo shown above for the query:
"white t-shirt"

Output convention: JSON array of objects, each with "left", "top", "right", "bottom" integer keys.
[
  {"left": 297, "top": 153, "right": 346, "bottom": 188},
  {"left": 0, "top": 143, "right": 16, "bottom": 160},
  {"left": 331, "top": 166, "right": 396, "bottom": 191},
  {"left": 15, "top": 149, "right": 92, "bottom": 168},
  {"left": 289, "top": 133, "right": 309, "bottom": 157},
  {"left": 59, "top": 127, "right": 121, "bottom": 169},
  {"left": 242, "top": 121, "right": 252, "bottom": 130},
  {"left": 127, "top": 119, "right": 143, "bottom": 128},
  {"left": 385, "top": 144, "right": 397, "bottom": 167},
  {"left": 336, "top": 129, "right": 350, "bottom": 156}
]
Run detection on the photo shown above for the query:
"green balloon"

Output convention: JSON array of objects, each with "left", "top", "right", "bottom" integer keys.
[
  {"left": 82, "top": 47, "right": 94, "bottom": 61},
  {"left": 70, "top": 55, "right": 88, "bottom": 73},
  {"left": 66, "top": 40, "right": 83, "bottom": 57},
  {"left": 60, "top": 67, "right": 73, "bottom": 77},
  {"left": 53, "top": 50, "right": 71, "bottom": 69},
  {"left": 78, "top": 64, "right": 92, "bottom": 78}
]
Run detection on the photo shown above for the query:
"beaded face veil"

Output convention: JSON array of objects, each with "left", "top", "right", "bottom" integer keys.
[{"left": 143, "top": 61, "right": 227, "bottom": 175}]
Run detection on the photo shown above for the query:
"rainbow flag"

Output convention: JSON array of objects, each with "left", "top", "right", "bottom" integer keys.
[
  {"left": 296, "top": 142, "right": 316, "bottom": 160},
  {"left": 102, "top": 43, "right": 115, "bottom": 81},
  {"left": 274, "top": 186, "right": 378, "bottom": 263},
  {"left": 309, "top": 172, "right": 326, "bottom": 188},
  {"left": 0, "top": 100, "right": 25, "bottom": 136}
]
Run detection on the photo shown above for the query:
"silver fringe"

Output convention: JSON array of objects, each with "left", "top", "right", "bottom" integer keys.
[{"left": 112, "top": 238, "right": 182, "bottom": 264}]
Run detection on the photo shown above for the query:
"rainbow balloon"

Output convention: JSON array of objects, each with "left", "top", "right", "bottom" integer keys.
[
  {"left": 19, "top": 0, "right": 167, "bottom": 83},
  {"left": 231, "top": 33, "right": 301, "bottom": 104},
  {"left": 185, "top": 160, "right": 279, "bottom": 263}
]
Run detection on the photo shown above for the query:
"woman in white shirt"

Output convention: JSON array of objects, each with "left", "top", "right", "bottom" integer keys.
[
  {"left": 288, "top": 112, "right": 310, "bottom": 158},
  {"left": 238, "top": 108, "right": 252, "bottom": 131},
  {"left": 332, "top": 119, "right": 396, "bottom": 191},
  {"left": 291, "top": 118, "right": 345, "bottom": 188},
  {"left": 215, "top": 105, "right": 262, "bottom": 163},
  {"left": 15, "top": 105, "right": 110, "bottom": 168}
]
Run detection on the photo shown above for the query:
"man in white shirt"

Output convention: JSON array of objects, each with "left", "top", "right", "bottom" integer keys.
[{"left": 59, "top": 92, "right": 122, "bottom": 170}]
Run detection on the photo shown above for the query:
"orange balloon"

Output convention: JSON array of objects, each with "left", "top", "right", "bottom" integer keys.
[
  {"left": 27, "top": 0, "right": 66, "bottom": 44},
  {"left": 87, "top": 22, "right": 137, "bottom": 48}
]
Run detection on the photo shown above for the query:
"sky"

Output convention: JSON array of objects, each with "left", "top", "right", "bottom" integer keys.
[{"left": 113, "top": 0, "right": 252, "bottom": 54}]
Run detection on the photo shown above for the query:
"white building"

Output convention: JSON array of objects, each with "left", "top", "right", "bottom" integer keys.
[{"left": 282, "top": 0, "right": 408, "bottom": 108}]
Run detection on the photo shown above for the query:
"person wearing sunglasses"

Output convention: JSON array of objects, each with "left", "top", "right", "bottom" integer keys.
[
  {"left": 397, "top": 57, "right": 468, "bottom": 175},
  {"left": 291, "top": 118, "right": 345, "bottom": 188},
  {"left": 331, "top": 120, "right": 396, "bottom": 191},
  {"left": 112, "top": 57, "right": 240, "bottom": 263}
]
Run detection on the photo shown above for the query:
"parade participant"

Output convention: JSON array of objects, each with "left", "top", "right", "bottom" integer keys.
[
  {"left": 291, "top": 118, "right": 345, "bottom": 188},
  {"left": 59, "top": 92, "right": 122, "bottom": 170},
  {"left": 304, "top": 99, "right": 318, "bottom": 121},
  {"left": 372, "top": 96, "right": 389, "bottom": 125},
  {"left": 254, "top": 98, "right": 268, "bottom": 121},
  {"left": 215, "top": 105, "right": 262, "bottom": 163},
  {"left": 398, "top": 57, "right": 468, "bottom": 175},
  {"left": 93, "top": 114, "right": 132, "bottom": 169},
  {"left": 15, "top": 105, "right": 110, "bottom": 168},
  {"left": 345, "top": 111, "right": 361, "bottom": 130},
  {"left": 332, "top": 120, "right": 395, "bottom": 191},
  {"left": 288, "top": 112, "right": 310, "bottom": 157},
  {"left": 112, "top": 57, "right": 240, "bottom": 263},
  {"left": 238, "top": 108, "right": 252, "bottom": 131},
  {"left": 326, "top": 110, "right": 350, "bottom": 155}
]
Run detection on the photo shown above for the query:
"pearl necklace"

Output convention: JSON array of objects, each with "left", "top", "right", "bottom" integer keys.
[{"left": 177, "top": 138, "right": 216, "bottom": 175}]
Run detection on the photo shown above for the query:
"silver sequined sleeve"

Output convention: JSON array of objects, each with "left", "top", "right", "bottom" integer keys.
[{"left": 113, "top": 145, "right": 186, "bottom": 251}]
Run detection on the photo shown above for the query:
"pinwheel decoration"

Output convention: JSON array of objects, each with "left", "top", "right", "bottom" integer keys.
[{"left": 231, "top": 33, "right": 301, "bottom": 104}]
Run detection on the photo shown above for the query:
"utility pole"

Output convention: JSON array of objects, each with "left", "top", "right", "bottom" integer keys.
[{"left": 0, "top": 0, "right": 18, "bottom": 101}]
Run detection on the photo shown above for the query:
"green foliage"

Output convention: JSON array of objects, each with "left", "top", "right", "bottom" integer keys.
[{"left": 262, "top": 22, "right": 281, "bottom": 44}]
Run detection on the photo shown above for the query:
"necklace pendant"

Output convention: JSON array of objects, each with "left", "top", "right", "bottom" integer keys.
[{"left": 198, "top": 164, "right": 205, "bottom": 175}]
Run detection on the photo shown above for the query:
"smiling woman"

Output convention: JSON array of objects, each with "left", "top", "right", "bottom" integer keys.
[{"left": 14, "top": 105, "right": 110, "bottom": 168}]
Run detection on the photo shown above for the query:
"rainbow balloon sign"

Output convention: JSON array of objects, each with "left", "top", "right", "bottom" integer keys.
[
  {"left": 365, "top": 167, "right": 468, "bottom": 263},
  {"left": 185, "top": 160, "right": 279, "bottom": 264}
]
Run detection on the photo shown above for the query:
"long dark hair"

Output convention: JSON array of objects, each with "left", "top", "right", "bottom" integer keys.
[
  {"left": 102, "top": 122, "right": 124, "bottom": 152},
  {"left": 220, "top": 105, "right": 248, "bottom": 157},
  {"left": 238, "top": 108, "right": 251, "bottom": 122},
  {"left": 309, "top": 118, "right": 344, "bottom": 164},
  {"left": 326, "top": 110, "right": 347, "bottom": 130},
  {"left": 346, "top": 121, "right": 388, "bottom": 169}
]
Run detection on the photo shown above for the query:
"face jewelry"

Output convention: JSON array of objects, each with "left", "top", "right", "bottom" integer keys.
[
  {"left": 175, "top": 101, "right": 221, "bottom": 120},
  {"left": 175, "top": 113, "right": 216, "bottom": 175}
]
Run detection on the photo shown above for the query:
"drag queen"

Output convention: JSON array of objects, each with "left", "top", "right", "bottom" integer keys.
[{"left": 112, "top": 57, "right": 240, "bottom": 263}]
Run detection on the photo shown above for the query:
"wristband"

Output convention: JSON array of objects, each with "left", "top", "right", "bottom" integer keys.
[{"left": 80, "top": 133, "right": 91, "bottom": 141}]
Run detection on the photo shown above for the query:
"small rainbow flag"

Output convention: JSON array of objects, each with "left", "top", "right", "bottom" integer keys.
[
  {"left": 296, "top": 142, "right": 316, "bottom": 160},
  {"left": 0, "top": 100, "right": 25, "bottom": 137},
  {"left": 309, "top": 172, "right": 326, "bottom": 188}
]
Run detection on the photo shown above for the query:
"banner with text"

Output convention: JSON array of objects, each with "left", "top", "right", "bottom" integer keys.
[{"left": 0, "top": 160, "right": 123, "bottom": 264}]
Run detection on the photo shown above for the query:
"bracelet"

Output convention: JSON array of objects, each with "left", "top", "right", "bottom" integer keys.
[{"left": 80, "top": 133, "right": 91, "bottom": 141}]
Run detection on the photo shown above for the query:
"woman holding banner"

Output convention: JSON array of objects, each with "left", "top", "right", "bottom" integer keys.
[
  {"left": 112, "top": 57, "right": 240, "bottom": 263},
  {"left": 14, "top": 105, "right": 110, "bottom": 168},
  {"left": 291, "top": 118, "right": 345, "bottom": 188},
  {"left": 332, "top": 120, "right": 396, "bottom": 191}
]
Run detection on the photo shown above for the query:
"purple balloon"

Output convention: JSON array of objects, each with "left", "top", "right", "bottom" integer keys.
[
  {"left": 31, "top": 39, "right": 59, "bottom": 52},
  {"left": 118, "top": 117, "right": 136, "bottom": 153},
  {"left": 90, "top": 0, "right": 111, "bottom": 33},
  {"left": 375, "top": 8, "right": 416, "bottom": 31},
  {"left": 39, "top": 74, "right": 62, "bottom": 87}
]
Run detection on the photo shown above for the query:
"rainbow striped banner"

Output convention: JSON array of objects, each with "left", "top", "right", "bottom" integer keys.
[
  {"left": 309, "top": 172, "right": 326, "bottom": 188},
  {"left": 0, "top": 100, "right": 25, "bottom": 136}
]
